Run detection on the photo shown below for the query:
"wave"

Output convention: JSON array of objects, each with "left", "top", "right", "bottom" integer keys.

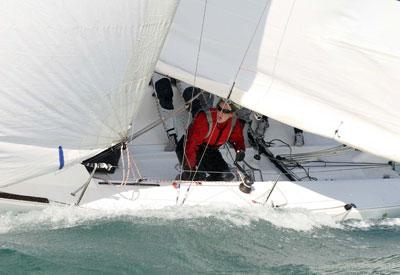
[
  {"left": 1, "top": 206, "right": 400, "bottom": 274},
  {"left": 344, "top": 217, "right": 400, "bottom": 230},
  {"left": 2, "top": 204, "right": 400, "bottom": 234},
  {"left": 314, "top": 254, "right": 400, "bottom": 274},
  {"left": 0, "top": 204, "right": 341, "bottom": 234}
]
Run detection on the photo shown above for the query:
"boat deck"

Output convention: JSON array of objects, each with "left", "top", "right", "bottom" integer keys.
[{"left": 96, "top": 118, "right": 399, "bottom": 184}]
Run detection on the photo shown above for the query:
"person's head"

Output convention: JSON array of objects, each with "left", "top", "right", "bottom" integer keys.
[{"left": 216, "top": 99, "right": 236, "bottom": 123}]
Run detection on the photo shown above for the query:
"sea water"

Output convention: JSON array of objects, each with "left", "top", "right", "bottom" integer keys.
[{"left": 0, "top": 206, "right": 399, "bottom": 274}]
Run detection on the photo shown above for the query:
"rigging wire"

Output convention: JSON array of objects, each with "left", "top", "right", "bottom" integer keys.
[
  {"left": 182, "top": 0, "right": 275, "bottom": 183},
  {"left": 263, "top": 172, "right": 282, "bottom": 206},
  {"left": 178, "top": 0, "right": 215, "bottom": 205},
  {"left": 191, "top": 104, "right": 233, "bottom": 178},
  {"left": 180, "top": 0, "right": 301, "bottom": 204},
  {"left": 249, "top": 0, "right": 299, "bottom": 136},
  {"left": 127, "top": 97, "right": 193, "bottom": 143},
  {"left": 263, "top": 0, "right": 297, "bottom": 95},
  {"left": 180, "top": 106, "right": 232, "bottom": 205},
  {"left": 227, "top": 0, "right": 272, "bottom": 99},
  {"left": 126, "top": 0, "right": 276, "bottom": 189},
  {"left": 119, "top": 0, "right": 388, "bottom": 187},
  {"left": 181, "top": 0, "right": 294, "bottom": 185},
  {"left": 179, "top": 0, "right": 209, "bottom": 183}
]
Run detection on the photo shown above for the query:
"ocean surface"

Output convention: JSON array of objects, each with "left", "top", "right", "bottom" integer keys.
[{"left": 0, "top": 206, "right": 399, "bottom": 274}]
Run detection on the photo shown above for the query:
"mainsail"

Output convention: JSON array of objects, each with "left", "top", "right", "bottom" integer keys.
[
  {"left": 0, "top": 0, "right": 178, "bottom": 185},
  {"left": 157, "top": 0, "right": 400, "bottom": 162}
]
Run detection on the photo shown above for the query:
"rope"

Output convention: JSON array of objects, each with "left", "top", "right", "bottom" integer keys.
[
  {"left": 292, "top": 165, "right": 394, "bottom": 175},
  {"left": 288, "top": 161, "right": 389, "bottom": 168},
  {"left": 122, "top": 149, "right": 131, "bottom": 185},
  {"left": 280, "top": 145, "right": 351, "bottom": 157},
  {"left": 129, "top": 151, "right": 142, "bottom": 180},
  {"left": 118, "top": 144, "right": 143, "bottom": 185},
  {"left": 268, "top": 139, "right": 293, "bottom": 159},
  {"left": 120, "top": 145, "right": 126, "bottom": 185},
  {"left": 278, "top": 145, "right": 354, "bottom": 162},
  {"left": 257, "top": 140, "right": 393, "bottom": 180}
]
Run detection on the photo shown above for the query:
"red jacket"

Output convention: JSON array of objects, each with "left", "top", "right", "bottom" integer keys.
[{"left": 185, "top": 108, "right": 245, "bottom": 168}]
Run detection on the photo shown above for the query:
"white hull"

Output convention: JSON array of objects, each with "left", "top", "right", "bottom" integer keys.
[
  {"left": 82, "top": 178, "right": 400, "bottom": 221},
  {"left": 1, "top": 162, "right": 400, "bottom": 222},
  {"left": 1, "top": 88, "right": 399, "bottom": 222}
]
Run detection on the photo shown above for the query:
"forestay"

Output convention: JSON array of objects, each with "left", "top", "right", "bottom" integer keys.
[
  {"left": 0, "top": 0, "right": 178, "bottom": 185},
  {"left": 157, "top": 0, "right": 400, "bottom": 162}
]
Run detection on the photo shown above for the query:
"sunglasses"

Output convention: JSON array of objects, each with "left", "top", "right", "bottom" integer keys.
[{"left": 217, "top": 104, "right": 233, "bottom": 114}]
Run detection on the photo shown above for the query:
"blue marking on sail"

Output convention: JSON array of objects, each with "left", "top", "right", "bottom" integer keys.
[{"left": 58, "top": 146, "right": 64, "bottom": 169}]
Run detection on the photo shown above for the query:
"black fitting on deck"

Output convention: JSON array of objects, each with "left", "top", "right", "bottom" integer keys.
[{"left": 344, "top": 203, "right": 357, "bottom": 211}]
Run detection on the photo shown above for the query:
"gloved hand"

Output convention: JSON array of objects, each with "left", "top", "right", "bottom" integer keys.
[{"left": 235, "top": 150, "right": 245, "bottom": 162}]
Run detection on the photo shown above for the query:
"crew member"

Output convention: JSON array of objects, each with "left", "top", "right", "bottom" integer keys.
[{"left": 176, "top": 99, "right": 245, "bottom": 181}]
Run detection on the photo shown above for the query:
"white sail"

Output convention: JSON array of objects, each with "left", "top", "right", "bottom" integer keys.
[
  {"left": 157, "top": 0, "right": 400, "bottom": 162},
  {"left": 0, "top": 0, "right": 178, "bottom": 185}
]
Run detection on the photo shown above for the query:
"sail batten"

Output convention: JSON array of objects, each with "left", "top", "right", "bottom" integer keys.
[{"left": 158, "top": 0, "right": 400, "bottom": 162}]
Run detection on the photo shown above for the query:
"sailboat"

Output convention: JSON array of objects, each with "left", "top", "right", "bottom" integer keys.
[{"left": 1, "top": 0, "right": 400, "bottom": 221}]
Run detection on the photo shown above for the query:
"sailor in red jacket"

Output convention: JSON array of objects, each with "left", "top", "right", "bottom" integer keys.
[{"left": 176, "top": 99, "right": 245, "bottom": 181}]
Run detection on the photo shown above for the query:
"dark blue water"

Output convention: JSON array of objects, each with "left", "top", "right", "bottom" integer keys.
[{"left": 0, "top": 206, "right": 399, "bottom": 274}]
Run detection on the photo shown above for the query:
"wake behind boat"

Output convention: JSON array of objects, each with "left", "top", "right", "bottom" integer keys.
[{"left": 1, "top": 0, "right": 400, "bottom": 222}]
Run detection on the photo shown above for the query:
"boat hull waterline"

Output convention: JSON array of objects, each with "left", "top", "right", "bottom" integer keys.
[{"left": 2, "top": 168, "right": 400, "bottom": 222}]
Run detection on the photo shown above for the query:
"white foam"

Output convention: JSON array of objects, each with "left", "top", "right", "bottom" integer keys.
[
  {"left": 142, "top": 204, "right": 342, "bottom": 231},
  {"left": 345, "top": 218, "right": 400, "bottom": 229},
  {"left": 0, "top": 204, "right": 342, "bottom": 234},
  {"left": 0, "top": 206, "right": 107, "bottom": 234}
]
